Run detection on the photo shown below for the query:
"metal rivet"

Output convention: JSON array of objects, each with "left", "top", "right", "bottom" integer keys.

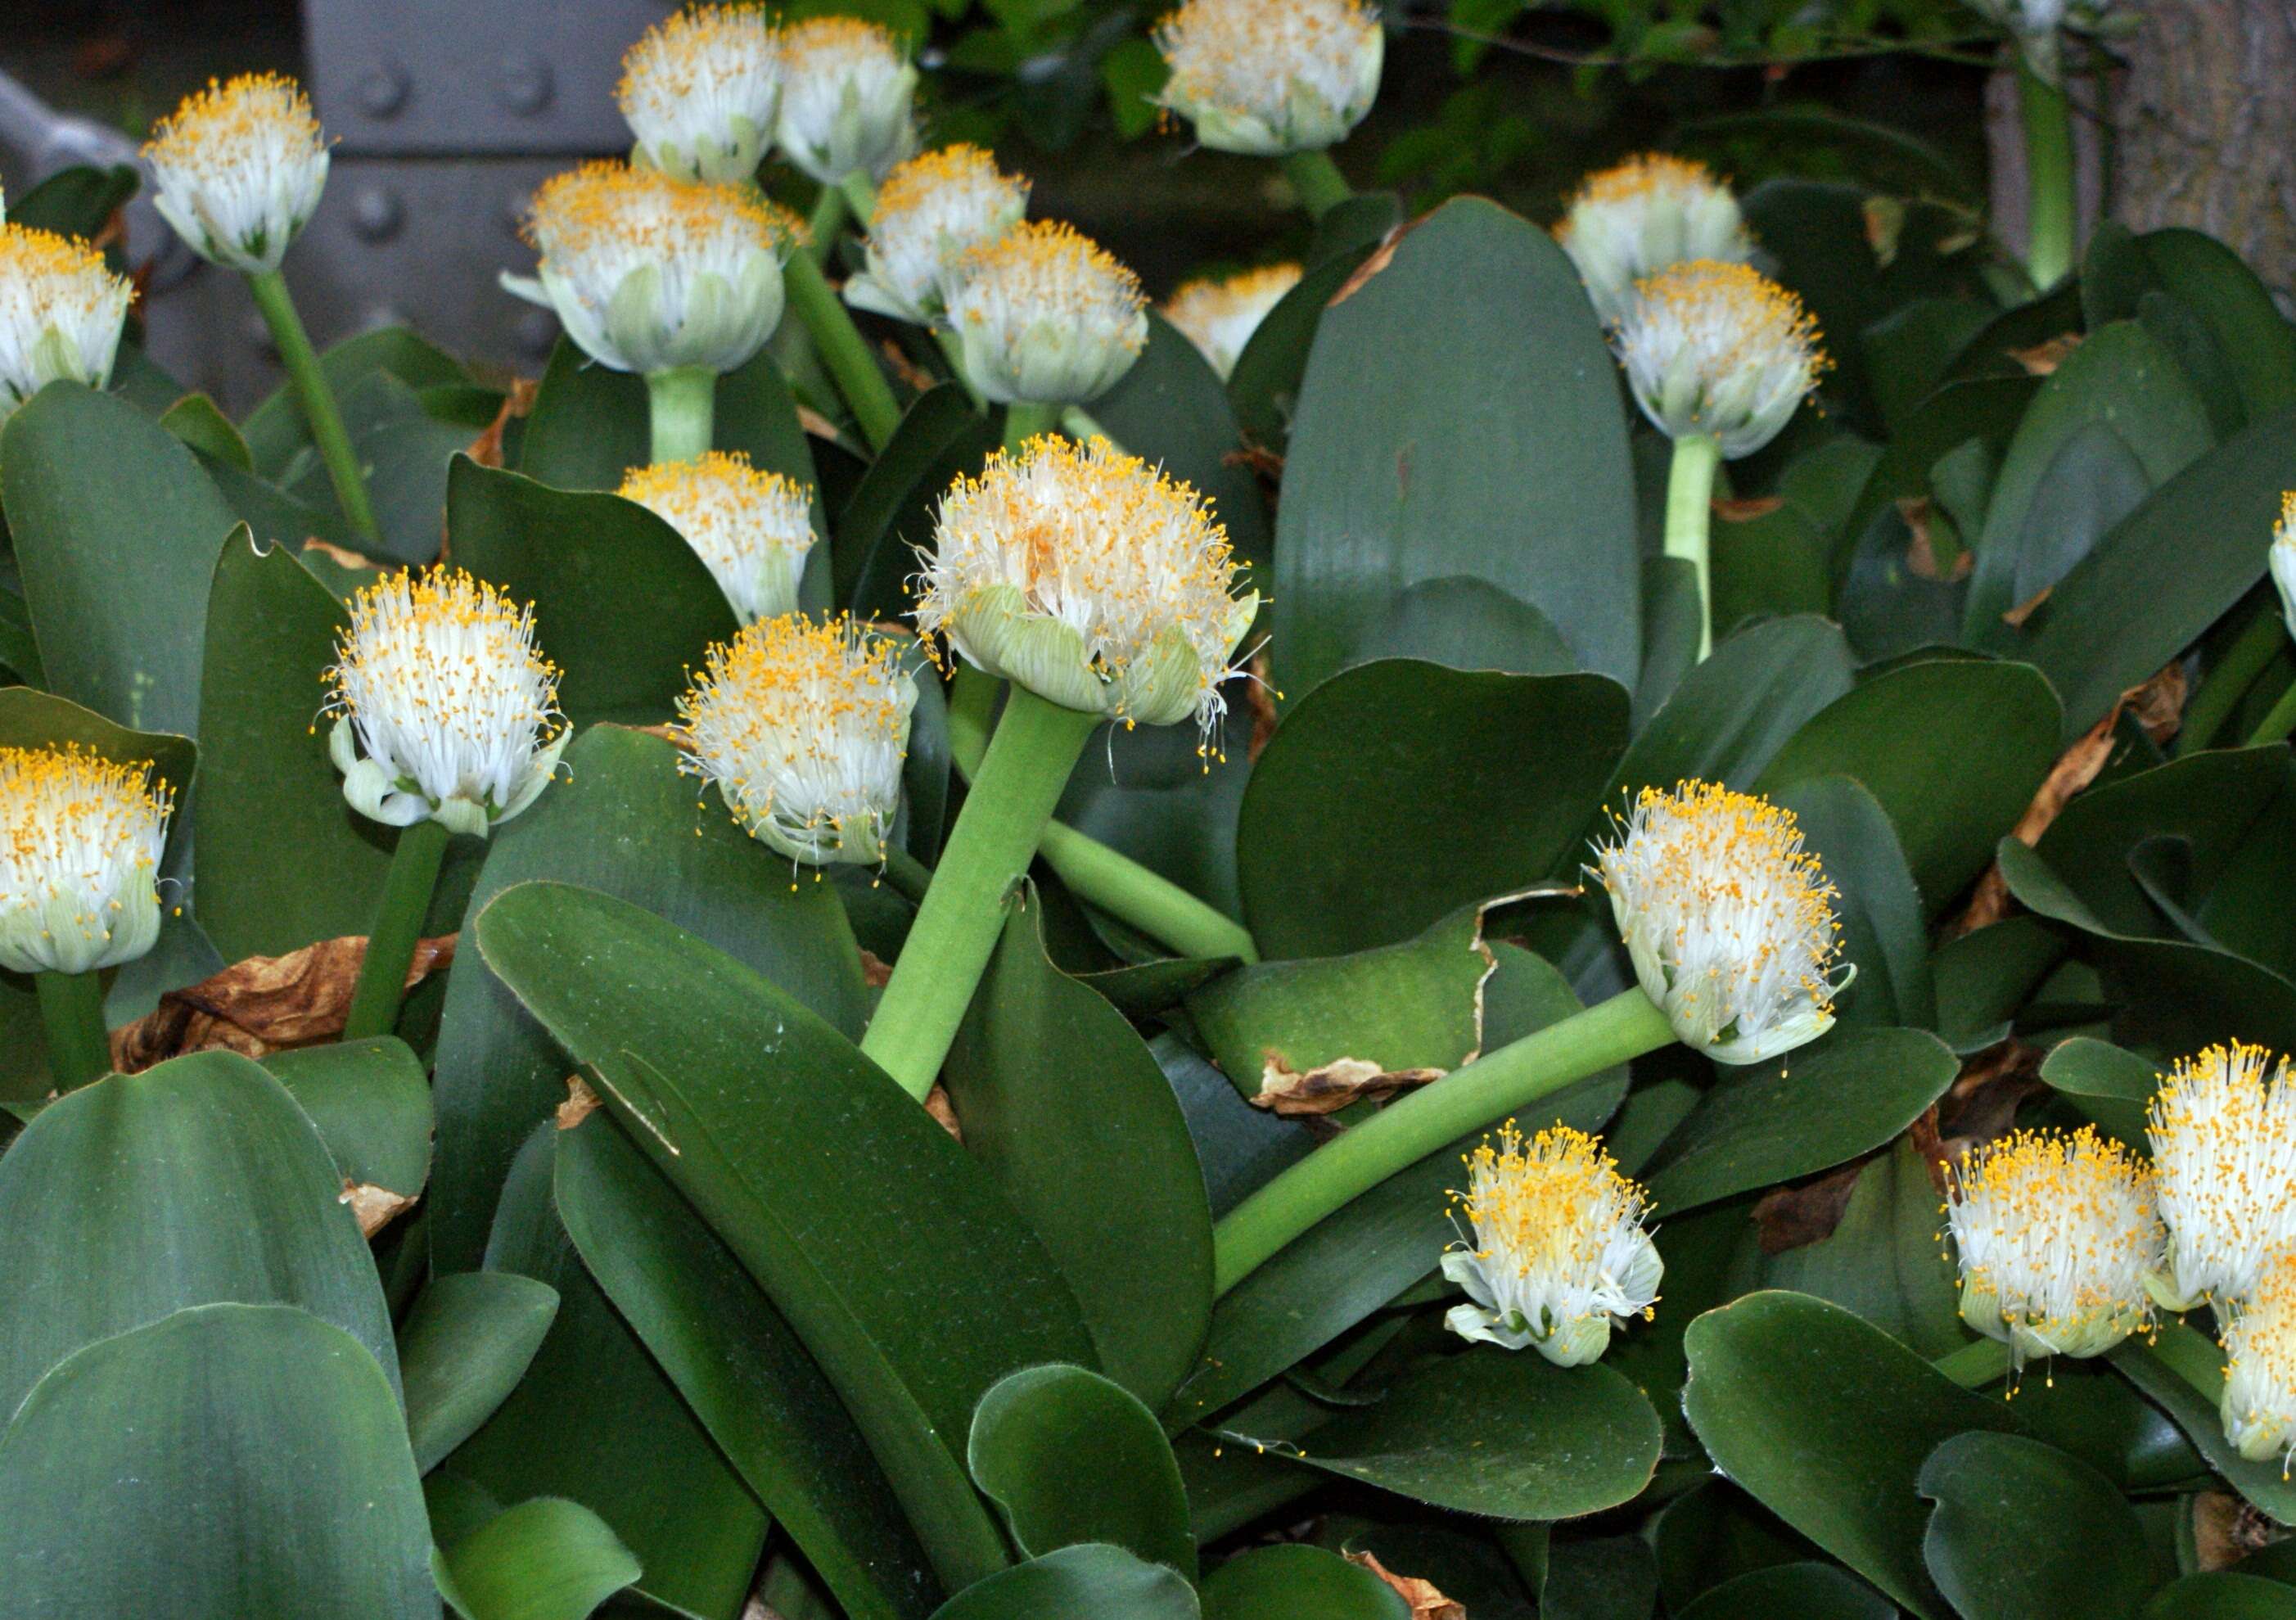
[
  {"left": 515, "top": 308, "right": 559, "bottom": 359},
  {"left": 244, "top": 311, "right": 280, "bottom": 359},
  {"left": 350, "top": 186, "right": 404, "bottom": 242},
  {"left": 495, "top": 52, "right": 553, "bottom": 116},
  {"left": 363, "top": 304, "right": 407, "bottom": 332},
  {"left": 358, "top": 62, "right": 409, "bottom": 118}
]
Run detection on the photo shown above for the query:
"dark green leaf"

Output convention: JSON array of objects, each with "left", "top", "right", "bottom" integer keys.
[
  {"left": 969, "top": 1364, "right": 1195, "bottom": 1576},
  {"left": 516, "top": 337, "right": 819, "bottom": 496},
  {"left": 7, "top": 163, "right": 138, "bottom": 238},
  {"left": 1676, "top": 1563, "right": 1894, "bottom": 1620},
  {"left": 159, "top": 392, "right": 253, "bottom": 468},
  {"left": 1761, "top": 1138, "right": 1965, "bottom": 1359},
  {"left": 835, "top": 384, "right": 995, "bottom": 618},
  {"left": 2112, "top": 1324, "right": 2296, "bottom": 1527},
  {"left": 1227, "top": 249, "right": 1378, "bottom": 453},
  {"left": 2139, "top": 228, "right": 2296, "bottom": 423},
  {"left": 2037, "top": 1036, "right": 2159, "bottom": 1147},
  {"left": 434, "top": 1496, "right": 640, "bottom": 1620},
  {"left": 1611, "top": 614, "right": 1856, "bottom": 806},
  {"left": 1916, "top": 1431, "right": 2149, "bottom": 1620},
  {"left": 1775, "top": 774, "right": 1935, "bottom": 1028},
  {"left": 264, "top": 1035, "right": 434, "bottom": 1199},
  {"left": 1200, "top": 1544, "right": 1409, "bottom": 1619},
  {"left": 241, "top": 327, "right": 468, "bottom": 477},
  {"left": 2139, "top": 1574, "right": 2296, "bottom": 1618},
  {"left": 399, "top": 1272, "right": 561, "bottom": 1473},
  {"left": 1089, "top": 314, "right": 1267, "bottom": 557},
  {"left": 927, "top": 1545, "right": 1200, "bottom": 1620}
]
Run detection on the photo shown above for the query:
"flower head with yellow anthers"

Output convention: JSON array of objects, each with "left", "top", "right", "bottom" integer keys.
[
  {"left": 2270, "top": 493, "right": 2296, "bottom": 646},
  {"left": 1556, "top": 155, "right": 1755, "bottom": 327},
  {"left": 325, "top": 568, "right": 566, "bottom": 838},
  {"left": 618, "top": 4, "right": 783, "bottom": 186},
  {"left": 1591, "top": 781, "right": 1849, "bottom": 1066},
  {"left": 774, "top": 17, "right": 919, "bottom": 186},
  {"left": 0, "top": 224, "right": 132, "bottom": 419},
  {"left": 1944, "top": 1126, "right": 2160, "bottom": 1370},
  {"left": 1613, "top": 260, "right": 1826, "bottom": 460},
  {"left": 0, "top": 747, "right": 171, "bottom": 977},
  {"left": 1441, "top": 1122, "right": 1662, "bottom": 1366},
  {"left": 1164, "top": 263, "right": 1301, "bottom": 380},
  {"left": 2222, "top": 1249, "right": 2296, "bottom": 1473},
  {"left": 945, "top": 222, "right": 1148, "bottom": 406},
  {"left": 510, "top": 160, "right": 801, "bottom": 377},
  {"left": 620, "top": 452, "right": 818, "bottom": 624},
  {"left": 842, "top": 145, "right": 1031, "bottom": 327},
  {"left": 676, "top": 613, "right": 916, "bottom": 866},
  {"left": 2144, "top": 1041, "right": 2296, "bottom": 1314},
  {"left": 1154, "top": 0, "right": 1383, "bottom": 157},
  {"left": 914, "top": 435, "right": 1258, "bottom": 738},
  {"left": 143, "top": 74, "right": 330, "bottom": 275}
]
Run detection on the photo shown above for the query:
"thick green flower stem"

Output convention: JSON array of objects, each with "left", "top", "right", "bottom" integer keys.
[
  {"left": 1666, "top": 433, "right": 1724, "bottom": 661},
  {"left": 1281, "top": 149, "right": 1352, "bottom": 219},
  {"left": 837, "top": 173, "right": 877, "bottom": 226},
  {"left": 2249, "top": 678, "right": 2296, "bottom": 748},
  {"left": 2180, "top": 603, "right": 2288, "bottom": 754},
  {"left": 1004, "top": 401, "right": 1059, "bottom": 454},
  {"left": 1212, "top": 987, "right": 1678, "bottom": 1295},
  {"left": 36, "top": 970, "right": 111, "bottom": 1092},
  {"left": 2018, "top": 55, "right": 2077, "bottom": 292},
  {"left": 784, "top": 248, "right": 903, "bottom": 454},
  {"left": 343, "top": 818, "right": 450, "bottom": 1042},
  {"left": 1931, "top": 1338, "right": 2010, "bottom": 1389},
  {"left": 646, "top": 366, "right": 716, "bottom": 465},
  {"left": 2148, "top": 1315, "right": 2229, "bottom": 1397},
  {"left": 860, "top": 686, "right": 1100, "bottom": 1099},
  {"left": 247, "top": 268, "right": 378, "bottom": 542},
  {"left": 805, "top": 182, "right": 849, "bottom": 268}
]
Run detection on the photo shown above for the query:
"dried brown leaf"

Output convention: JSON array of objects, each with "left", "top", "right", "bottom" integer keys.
[
  {"left": 1712, "top": 494, "right": 1785, "bottom": 522},
  {"left": 302, "top": 538, "right": 380, "bottom": 574},
  {"left": 1251, "top": 1054, "right": 1447, "bottom": 1116},
  {"left": 922, "top": 1083, "right": 963, "bottom": 1142},
  {"left": 2010, "top": 333, "right": 2083, "bottom": 376},
  {"left": 2001, "top": 584, "right": 2053, "bottom": 628},
  {"left": 1330, "top": 214, "right": 1427, "bottom": 307},
  {"left": 557, "top": 1075, "right": 602, "bottom": 1130},
  {"left": 1899, "top": 497, "right": 1973, "bottom": 582},
  {"left": 463, "top": 377, "right": 537, "bottom": 469},
  {"left": 1345, "top": 1552, "right": 1465, "bottom": 1620},
  {"left": 1863, "top": 196, "right": 1907, "bottom": 267},
  {"left": 1246, "top": 644, "right": 1279, "bottom": 765},
  {"left": 796, "top": 404, "right": 842, "bottom": 441},
  {"left": 341, "top": 1180, "right": 415, "bottom": 1239}
]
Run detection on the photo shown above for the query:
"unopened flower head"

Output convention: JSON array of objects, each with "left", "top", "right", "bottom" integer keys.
[
  {"left": 620, "top": 452, "right": 817, "bottom": 624},
  {"left": 945, "top": 222, "right": 1148, "bottom": 405},
  {"left": 0, "top": 747, "right": 171, "bottom": 977},
  {"left": 0, "top": 224, "right": 132, "bottom": 420},
  {"left": 1613, "top": 260, "right": 1826, "bottom": 459},
  {"left": 1592, "top": 781, "right": 1849, "bottom": 1066},
  {"left": 1557, "top": 155, "right": 1755, "bottom": 327},
  {"left": 143, "top": 74, "right": 329, "bottom": 274},
  {"left": 514, "top": 160, "right": 801, "bottom": 376},
  {"left": 676, "top": 613, "right": 916, "bottom": 866},
  {"left": 2145, "top": 1041, "right": 2296, "bottom": 1313},
  {"left": 843, "top": 145, "right": 1031, "bottom": 327},
  {"left": 1441, "top": 1121, "right": 1661, "bottom": 1367},
  {"left": 1154, "top": 0, "right": 1384, "bottom": 157},
  {"left": 1164, "top": 263, "right": 1301, "bottom": 380},
  {"left": 2271, "top": 494, "right": 2296, "bottom": 645},
  {"left": 774, "top": 17, "right": 918, "bottom": 186},
  {"left": 326, "top": 568, "right": 566, "bottom": 837},
  {"left": 2222, "top": 1249, "right": 2296, "bottom": 1473},
  {"left": 1944, "top": 1126, "right": 2159, "bottom": 1369},
  {"left": 914, "top": 435, "right": 1258, "bottom": 738},
  {"left": 619, "top": 4, "right": 783, "bottom": 185}
]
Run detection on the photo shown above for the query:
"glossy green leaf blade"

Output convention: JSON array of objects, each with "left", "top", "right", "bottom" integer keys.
[
  {"left": 1606, "top": 616, "right": 1856, "bottom": 804},
  {"left": 516, "top": 337, "right": 819, "bottom": 496},
  {"left": 2032, "top": 745, "right": 2284, "bottom": 936},
  {"left": 1237, "top": 662, "right": 1630, "bottom": 958},
  {"left": 1761, "top": 1138, "right": 1966, "bottom": 1359},
  {"left": 945, "top": 900, "right": 1213, "bottom": 1408},
  {"left": 1916, "top": 1431, "right": 2149, "bottom": 1620},
  {"left": 0, "top": 684, "right": 196, "bottom": 793},
  {"left": 434, "top": 1497, "right": 640, "bottom": 1620},
  {"left": 1681, "top": 1291, "right": 2028, "bottom": 1620},
  {"left": 1773, "top": 775, "right": 1936, "bottom": 1029},
  {"left": 1200, "top": 1544, "right": 1408, "bottom": 1620},
  {"left": 1089, "top": 314, "right": 1267, "bottom": 556},
  {"left": 0, "top": 1303, "right": 435, "bottom": 1616},
  {"left": 241, "top": 327, "right": 468, "bottom": 476},
  {"left": 970, "top": 1364, "right": 1195, "bottom": 1577},
  {"left": 7, "top": 162, "right": 138, "bottom": 238},
  {"left": 0, "top": 381, "right": 237, "bottom": 733},
  {"left": 1271, "top": 197, "right": 1639, "bottom": 698},
  {"left": 2139, "top": 1574, "right": 2296, "bottom": 1618},
  {"left": 2037, "top": 1036, "right": 2159, "bottom": 1146},
  {"left": 1226, "top": 247, "right": 1378, "bottom": 454},
  {"left": 2140, "top": 228, "right": 2296, "bottom": 422},
  {"left": 263, "top": 1036, "right": 434, "bottom": 1202},
  {"left": 2111, "top": 1327, "right": 2296, "bottom": 1526},
  {"left": 0, "top": 1049, "right": 399, "bottom": 1422},
  {"left": 399, "top": 1272, "right": 560, "bottom": 1473},
  {"left": 928, "top": 1546, "right": 1202, "bottom": 1620},
  {"left": 835, "top": 383, "right": 996, "bottom": 619},
  {"left": 1676, "top": 1563, "right": 1895, "bottom": 1620}
]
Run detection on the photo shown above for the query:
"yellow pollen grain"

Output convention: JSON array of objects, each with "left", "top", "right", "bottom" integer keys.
[
  {"left": 0, "top": 224, "right": 129, "bottom": 314},
  {"left": 957, "top": 220, "right": 1146, "bottom": 323},
  {"left": 873, "top": 144, "right": 1024, "bottom": 219},
  {"left": 524, "top": 160, "right": 804, "bottom": 257},
  {"left": 143, "top": 72, "right": 323, "bottom": 174},
  {"left": 781, "top": 16, "right": 905, "bottom": 69},
  {"left": 620, "top": 449, "right": 809, "bottom": 521},
  {"left": 1633, "top": 259, "right": 1830, "bottom": 380},
  {"left": 617, "top": 4, "right": 775, "bottom": 109}
]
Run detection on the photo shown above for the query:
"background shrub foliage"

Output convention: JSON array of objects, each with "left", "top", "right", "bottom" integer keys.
[{"left": 3, "top": 4, "right": 2296, "bottom": 1618}]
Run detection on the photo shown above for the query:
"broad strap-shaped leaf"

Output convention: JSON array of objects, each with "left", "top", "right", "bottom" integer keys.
[
  {"left": 1200, "top": 1545, "right": 1410, "bottom": 1620},
  {"left": 432, "top": 1496, "right": 641, "bottom": 1620},
  {"left": 264, "top": 1036, "right": 434, "bottom": 1206},
  {"left": 399, "top": 1273, "right": 560, "bottom": 1473},
  {"left": 927, "top": 1545, "right": 1200, "bottom": 1620},
  {"left": 969, "top": 1364, "right": 1195, "bottom": 1577},
  {"left": 1916, "top": 1431, "right": 2152, "bottom": 1620}
]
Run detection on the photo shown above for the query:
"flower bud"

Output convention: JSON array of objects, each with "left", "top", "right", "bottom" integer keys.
[
  {"left": 1556, "top": 155, "right": 1755, "bottom": 327},
  {"left": 618, "top": 4, "right": 783, "bottom": 186},
  {"left": 2271, "top": 494, "right": 2296, "bottom": 645},
  {"left": 1441, "top": 1121, "right": 1661, "bottom": 1366},
  {"left": 142, "top": 73, "right": 330, "bottom": 275},
  {"left": 326, "top": 568, "right": 566, "bottom": 837},
  {"left": 0, "top": 223, "right": 132, "bottom": 422},
  {"left": 619, "top": 451, "right": 818, "bottom": 624},
  {"left": 676, "top": 613, "right": 916, "bottom": 867},
  {"left": 945, "top": 221, "right": 1148, "bottom": 406},
  {"left": 0, "top": 746, "right": 171, "bottom": 976},
  {"left": 1613, "top": 260, "right": 1826, "bottom": 459},
  {"left": 1164, "top": 263, "right": 1301, "bottom": 380},
  {"left": 2223, "top": 1250, "right": 2296, "bottom": 1469},
  {"left": 774, "top": 18, "right": 919, "bottom": 187},
  {"left": 842, "top": 145, "right": 1030, "bottom": 327},
  {"left": 1154, "top": 0, "right": 1383, "bottom": 157},
  {"left": 914, "top": 435, "right": 1258, "bottom": 739},
  {"left": 1945, "top": 1126, "right": 2159, "bottom": 1369},
  {"left": 2144, "top": 1041, "right": 2296, "bottom": 1314},
  {"left": 1592, "top": 781, "right": 1849, "bottom": 1066}
]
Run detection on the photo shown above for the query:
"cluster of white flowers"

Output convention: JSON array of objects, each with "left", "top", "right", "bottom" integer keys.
[
  {"left": 618, "top": 4, "right": 783, "bottom": 186},
  {"left": 142, "top": 73, "right": 331, "bottom": 275},
  {"left": 0, "top": 747, "right": 172, "bottom": 977},
  {"left": 1153, "top": 0, "right": 1383, "bottom": 157},
  {"left": 620, "top": 451, "right": 819, "bottom": 624},
  {"left": 1613, "top": 260, "right": 1827, "bottom": 460},
  {"left": 1557, "top": 155, "right": 1756, "bottom": 327},
  {"left": 0, "top": 223, "right": 133, "bottom": 421}
]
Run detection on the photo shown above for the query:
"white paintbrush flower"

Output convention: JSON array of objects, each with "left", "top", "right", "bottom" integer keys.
[
  {"left": 1944, "top": 1126, "right": 2160, "bottom": 1370},
  {"left": 618, "top": 3, "right": 783, "bottom": 186},
  {"left": 2223, "top": 1250, "right": 2296, "bottom": 1471},
  {"left": 2145, "top": 1041, "right": 2296, "bottom": 1314},
  {"left": 0, "top": 747, "right": 171, "bottom": 977},
  {"left": 2271, "top": 494, "right": 2296, "bottom": 646},
  {"left": 842, "top": 144, "right": 1031, "bottom": 327},
  {"left": 1613, "top": 260, "right": 1827, "bottom": 459},
  {"left": 142, "top": 73, "right": 330, "bottom": 275},
  {"left": 1592, "top": 780, "right": 1850, "bottom": 1066},
  {"left": 676, "top": 613, "right": 916, "bottom": 867},
  {"left": 1556, "top": 155, "right": 1756, "bottom": 327},
  {"left": 914, "top": 435, "right": 1259, "bottom": 740},
  {"left": 1164, "top": 263, "right": 1301, "bottom": 379},
  {"left": 511, "top": 160, "right": 801, "bottom": 377},
  {"left": 1441, "top": 1121, "right": 1662, "bottom": 1367},
  {"left": 0, "top": 223, "right": 132, "bottom": 420},
  {"left": 1154, "top": 0, "right": 1384, "bottom": 157},
  {"left": 774, "top": 17, "right": 919, "bottom": 187},
  {"left": 326, "top": 568, "right": 566, "bottom": 838},
  {"left": 945, "top": 221, "right": 1148, "bottom": 406},
  {"left": 619, "top": 450, "right": 818, "bottom": 625}
]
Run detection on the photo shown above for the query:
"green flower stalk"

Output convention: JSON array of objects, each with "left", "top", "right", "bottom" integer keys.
[
  {"left": 2017, "top": 57, "right": 2077, "bottom": 292},
  {"left": 0, "top": 747, "right": 172, "bottom": 1092},
  {"left": 2250, "top": 494, "right": 2296, "bottom": 747},
  {"left": 144, "top": 74, "right": 376, "bottom": 540}
]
